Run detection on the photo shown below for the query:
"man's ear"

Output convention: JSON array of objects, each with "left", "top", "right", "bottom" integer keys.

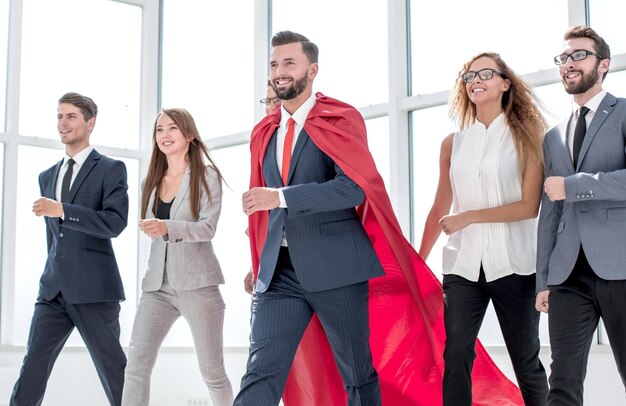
[{"left": 309, "top": 63, "right": 318, "bottom": 80}]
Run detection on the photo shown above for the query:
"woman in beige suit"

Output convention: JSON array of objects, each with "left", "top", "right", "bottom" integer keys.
[{"left": 122, "top": 108, "right": 233, "bottom": 405}]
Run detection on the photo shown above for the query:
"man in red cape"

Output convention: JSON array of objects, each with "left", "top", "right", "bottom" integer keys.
[{"left": 242, "top": 31, "right": 523, "bottom": 406}]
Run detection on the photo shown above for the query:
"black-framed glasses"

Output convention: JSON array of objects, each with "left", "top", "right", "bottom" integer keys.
[
  {"left": 554, "top": 49, "right": 605, "bottom": 65},
  {"left": 461, "top": 68, "right": 506, "bottom": 84},
  {"left": 260, "top": 97, "right": 281, "bottom": 105}
]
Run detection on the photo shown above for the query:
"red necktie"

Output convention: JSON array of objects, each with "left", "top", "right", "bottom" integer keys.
[{"left": 282, "top": 118, "right": 295, "bottom": 185}]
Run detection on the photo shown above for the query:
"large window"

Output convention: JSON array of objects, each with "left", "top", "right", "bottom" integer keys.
[
  {"left": 3, "top": 0, "right": 145, "bottom": 346},
  {"left": 409, "top": 0, "right": 569, "bottom": 95},
  {"left": 18, "top": 0, "right": 142, "bottom": 149},
  {"left": 590, "top": 0, "right": 626, "bottom": 55},
  {"left": 0, "top": 0, "right": 8, "bottom": 131},
  {"left": 161, "top": 0, "right": 255, "bottom": 138},
  {"left": 272, "top": 0, "right": 388, "bottom": 108}
]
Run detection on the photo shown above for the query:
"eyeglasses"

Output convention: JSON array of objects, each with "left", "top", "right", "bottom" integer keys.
[
  {"left": 553, "top": 49, "right": 604, "bottom": 65},
  {"left": 461, "top": 68, "right": 506, "bottom": 84},
  {"left": 260, "top": 97, "right": 281, "bottom": 105}
]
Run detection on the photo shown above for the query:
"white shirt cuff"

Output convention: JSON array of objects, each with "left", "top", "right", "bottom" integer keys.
[{"left": 278, "top": 188, "right": 287, "bottom": 208}]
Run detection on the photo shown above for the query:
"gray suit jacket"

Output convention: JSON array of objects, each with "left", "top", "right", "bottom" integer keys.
[
  {"left": 536, "top": 93, "right": 626, "bottom": 292},
  {"left": 256, "top": 128, "right": 384, "bottom": 293},
  {"left": 141, "top": 165, "right": 224, "bottom": 292}
]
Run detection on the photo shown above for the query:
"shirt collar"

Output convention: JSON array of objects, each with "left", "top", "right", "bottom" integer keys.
[
  {"left": 280, "top": 93, "right": 317, "bottom": 130},
  {"left": 65, "top": 145, "right": 93, "bottom": 166},
  {"left": 573, "top": 90, "right": 606, "bottom": 116}
]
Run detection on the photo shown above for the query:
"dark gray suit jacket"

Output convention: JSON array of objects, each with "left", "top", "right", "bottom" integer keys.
[
  {"left": 537, "top": 93, "right": 626, "bottom": 292},
  {"left": 38, "top": 149, "right": 128, "bottom": 303},
  {"left": 256, "top": 128, "right": 384, "bottom": 293}
]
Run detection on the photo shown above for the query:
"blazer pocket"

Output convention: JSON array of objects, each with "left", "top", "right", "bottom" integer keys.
[
  {"left": 607, "top": 207, "right": 626, "bottom": 221},
  {"left": 320, "top": 218, "right": 361, "bottom": 236}
]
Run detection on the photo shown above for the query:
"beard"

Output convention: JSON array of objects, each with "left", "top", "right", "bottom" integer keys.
[
  {"left": 563, "top": 63, "right": 600, "bottom": 95},
  {"left": 272, "top": 71, "right": 308, "bottom": 100}
]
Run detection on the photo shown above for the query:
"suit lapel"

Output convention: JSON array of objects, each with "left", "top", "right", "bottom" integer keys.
[
  {"left": 555, "top": 119, "right": 575, "bottom": 174},
  {"left": 48, "top": 160, "right": 64, "bottom": 199},
  {"left": 170, "top": 169, "right": 190, "bottom": 219},
  {"left": 577, "top": 93, "right": 616, "bottom": 169},
  {"left": 67, "top": 149, "right": 101, "bottom": 203},
  {"left": 285, "top": 128, "right": 309, "bottom": 185},
  {"left": 264, "top": 129, "right": 282, "bottom": 187}
]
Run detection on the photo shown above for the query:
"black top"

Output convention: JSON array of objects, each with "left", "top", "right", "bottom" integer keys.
[{"left": 156, "top": 198, "right": 174, "bottom": 220}]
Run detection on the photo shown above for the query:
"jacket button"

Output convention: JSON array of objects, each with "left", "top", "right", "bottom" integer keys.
[{"left": 59, "top": 232, "right": 64, "bottom": 238}]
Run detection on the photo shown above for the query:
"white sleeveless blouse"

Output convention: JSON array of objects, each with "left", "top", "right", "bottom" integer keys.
[{"left": 442, "top": 113, "right": 537, "bottom": 282}]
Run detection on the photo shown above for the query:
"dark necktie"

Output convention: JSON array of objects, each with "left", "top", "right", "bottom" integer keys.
[
  {"left": 61, "top": 158, "right": 75, "bottom": 202},
  {"left": 573, "top": 106, "right": 590, "bottom": 167}
]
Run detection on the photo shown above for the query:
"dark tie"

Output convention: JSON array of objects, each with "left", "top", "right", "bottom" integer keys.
[
  {"left": 573, "top": 106, "right": 590, "bottom": 167},
  {"left": 61, "top": 158, "right": 75, "bottom": 202}
]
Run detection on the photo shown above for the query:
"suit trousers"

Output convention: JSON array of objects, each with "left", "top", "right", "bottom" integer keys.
[
  {"left": 10, "top": 293, "right": 126, "bottom": 406},
  {"left": 547, "top": 249, "right": 626, "bottom": 406},
  {"left": 121, "top": 275, "right": 233, "bottom": 406},
  {"left": 234, "top": 247, "right": 381, "bottom": 406},
  {"left": 442, "top": 270, "right": 548, "bottom": 406}
]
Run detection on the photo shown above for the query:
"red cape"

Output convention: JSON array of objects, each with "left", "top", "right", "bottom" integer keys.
[{"left": 248, "top": 93, "right": 523, "bottom": 405}]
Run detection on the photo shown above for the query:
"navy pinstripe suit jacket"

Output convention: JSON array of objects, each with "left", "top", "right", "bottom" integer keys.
[{"left": 256, "top": 128, "right": 384, "bottom": 293}]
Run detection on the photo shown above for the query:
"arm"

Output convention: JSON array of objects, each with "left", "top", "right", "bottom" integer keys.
[
  {"left": 281, "top": 162, "right": 364, "bottom": 217},
  {"left": 418, "top": 134, "right": 453, "bottom": 261},
  {"left": 59, "top": 160, "right": 129, "bottom": 239},
  {"left": 165, "top": 166, "right": 222, "bottom": 243},
  {"left": 536, "top": 141, "right": 557, "bottom": 309},
  {"left": 439, "top": 151, "right": 543, "bottom": 234}
]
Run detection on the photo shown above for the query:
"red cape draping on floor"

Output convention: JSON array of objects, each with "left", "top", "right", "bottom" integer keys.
[{"left": 248, "top": 93, "right": 523, "bottom": 405}]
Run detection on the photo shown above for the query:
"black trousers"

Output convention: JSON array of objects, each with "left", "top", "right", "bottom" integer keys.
[
  {"left": 10, "top": 293, "right": 126, "bottom": 406},
  {"left": 442, "top": 269, "right": 548, "bottom": 406},
  {"left": 547, "top": 249, "right": 626, "bottom": 406}
]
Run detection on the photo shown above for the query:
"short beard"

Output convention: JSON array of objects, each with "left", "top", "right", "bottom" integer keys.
[
  {"left": 272, "top": 72, "right": 308, "bottom": 100},
  {"left": 564, "top": 62, "right": 600, "bottom": 95}
]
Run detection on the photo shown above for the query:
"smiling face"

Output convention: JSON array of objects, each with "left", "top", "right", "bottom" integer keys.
[
  {"left": 57, "top": 103, "right": 94, "bottom": 154},
  {"left": 465, "top": 56, "right": 510, "bottom": 107},
  {"left": 154, "top": 113, "right": 190, "bottom": 158},
  {"left": 264, "top": 85, "right": 281, "bottom": 115},
  {"left": 559, "top": 37, "right": 609, "bottom": 97},
  {"left": 269, "top": 42, "right": 318, "bottom": 113}
]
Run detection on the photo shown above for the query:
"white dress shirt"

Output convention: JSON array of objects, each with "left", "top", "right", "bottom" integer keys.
[{"left": 55, "top": 146, "right": 94, "bottom": 201}]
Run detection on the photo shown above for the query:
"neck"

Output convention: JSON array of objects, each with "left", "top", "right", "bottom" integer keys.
[
  {"left": 165, "top": 154, "right": 188, "bottom": 176},
  {"left": 283, "top": 89, "right": 313, "bottom": 115},
  {"left": 475, "top": 102, "right": 503, "bottom": 128},
  {"left": 573, "top": 85, "right": 603, "bottom": 106},
  {"left": 66, "top": 143, "right": 89, "bottom": 158}
]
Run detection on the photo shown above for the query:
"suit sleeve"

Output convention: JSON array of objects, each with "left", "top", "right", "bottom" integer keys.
[
  {"left": 282, "top": 161, "right": 365, "bottom": 218},
  {"left": 165, "top": 166, "right": 222, "bottom": 243},
  {"left": 39, "top": 171, "right": 54, "bottom": 253},
  {"left": 536, "top": 141, "right": 558, "bottom": 293},
  {"left": 60, "top": 160, "right": 129, "bottom": 238}
]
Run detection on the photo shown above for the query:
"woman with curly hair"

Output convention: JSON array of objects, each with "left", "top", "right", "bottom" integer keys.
[{"left": 419, "top": 53, "right": 549, "bottom": 406}]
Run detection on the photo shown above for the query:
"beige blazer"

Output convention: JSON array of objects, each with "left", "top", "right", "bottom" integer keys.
[{"left": 141, "top": 165, "right": 224, "bottom": 292}]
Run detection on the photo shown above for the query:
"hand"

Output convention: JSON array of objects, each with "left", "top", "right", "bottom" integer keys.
[
  {"left": 439, "top": 212, "right": 470, "bottom": 235},
  {"left": 544, "top": 176, "right": 566, "bottom": 201},
  {"left": 33, "top": 197, "right": 64, "bottom": 218},
  {"left": 244, "top": 269, "right": 255, "bottom": 294},
  {"left": 535, "top": 290, "right": 549, "bottom": 313},
  {"left": 242, "top": 187, "right": 280, "bottom": 216},
  {"left": 139, "top": 218, "right": 168, "bottom": 238}
]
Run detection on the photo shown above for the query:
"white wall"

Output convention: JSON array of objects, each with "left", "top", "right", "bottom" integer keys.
[{"left": 0, "top": 345, "right": 624, "bottom": 405}]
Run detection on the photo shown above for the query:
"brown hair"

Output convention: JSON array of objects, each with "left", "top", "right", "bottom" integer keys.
[
  {"left": 271, "top": 30, "right": 318, "bottom": 63},
  {"left": 58, "top": 92, "right": 98, "bottom": 121},
  {"left": 140, "top": 108, "right": 223, "bottom": 219},
  {"left": 564, "top": 25, "right": 611, "bottom": 81},
  {"left": 449, "top": 52, "right": 546, "bottom": 168}
]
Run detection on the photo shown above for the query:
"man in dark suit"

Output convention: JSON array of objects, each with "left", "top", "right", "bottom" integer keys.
[
  {"left": 237, "top": 31, "right": 384, "bottom": 406},
  {"left": 536, "top": 26, "right": 626, "bottom": 405},
  {"left": 10, "top": 92, "right": 129, "bottom": 406}
]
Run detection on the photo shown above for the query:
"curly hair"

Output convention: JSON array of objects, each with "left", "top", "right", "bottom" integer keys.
[{"left": 449, "top": 52, "right": 546, "bottom": 168}]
